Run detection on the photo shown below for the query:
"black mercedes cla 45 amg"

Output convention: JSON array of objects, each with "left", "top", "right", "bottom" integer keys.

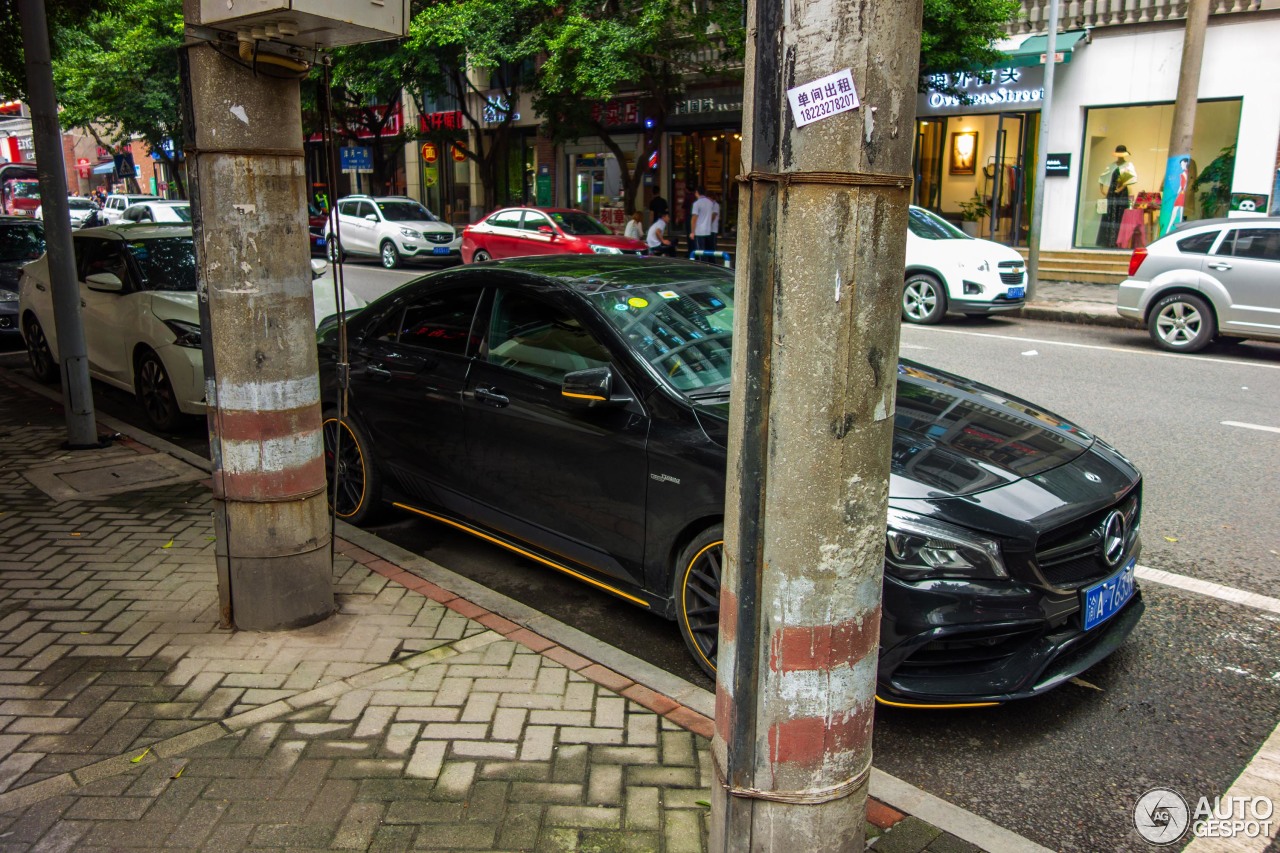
[{"left": 318, "top": 256, "right": 1144, "bottom": 706}]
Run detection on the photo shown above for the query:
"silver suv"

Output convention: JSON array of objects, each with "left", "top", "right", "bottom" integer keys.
[
  {"left": 1116, "top": 217, "right": 1280, "bottom": 353},
  {"left": 325, "top": 195, "right": 460, "bottom": 269}
]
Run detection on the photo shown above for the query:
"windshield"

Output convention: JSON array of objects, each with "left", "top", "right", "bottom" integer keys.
[
  {"left": 68, "top": 198, "right": 96, "bottom": 210},
  {"left": 377, "top": 201, "right": 438, "bottom": 223},
  {"left": 583, "top": 272, "right": 735, "bottom": 394},
  {"left": 0, "top": 222, "right": 44, "bottom": 263},
  {"left": 9, "top": 181, "right": 39, "bottom": 199},
  {"left": 550, "top": 211, "right": 612, "bottom": 236},
  {"left": 124, "top": 236, "right": 196, "bottom": 292},
  {"left": 164, "top": 204, "right": 192, "bottom": 222},
  {"left": 908, "top": 206, "right": 969, "bottom": 240}
]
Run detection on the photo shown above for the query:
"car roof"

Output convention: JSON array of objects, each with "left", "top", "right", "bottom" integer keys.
[
  {"left": 1168, "top": 216, "right": 1274, "bottom": 234},
  {"left": 0, "top": 215, "right": 41, "bottom": 224},
  {"left": 74, "top": 223, "right": 191, "bottom": 239}
]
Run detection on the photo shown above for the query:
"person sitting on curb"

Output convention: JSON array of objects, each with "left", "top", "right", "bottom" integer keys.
[{"left": 647, "top": 213, "right": 675, "bottom": 256}]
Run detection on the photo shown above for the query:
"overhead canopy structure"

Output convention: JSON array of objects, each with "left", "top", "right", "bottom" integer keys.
[{"left": 1000, "top": 30, "right": 1090, "bottom": 67}]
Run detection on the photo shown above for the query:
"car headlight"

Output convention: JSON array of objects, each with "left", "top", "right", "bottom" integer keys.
[
  {"left": 0, "top": 288, "right": 17, "bottom": 302},
  {"left": 589, "top": 244, "right": 623, "bottom": 255},
  {"left": 163, "top": 319, "right": 202, "bottom": 349},
  {"left": 398, "top": 227, "right": 421, "bottom": 240},
  {"left": 885, "top": 508, "right": 1007, "bottom": 580}
]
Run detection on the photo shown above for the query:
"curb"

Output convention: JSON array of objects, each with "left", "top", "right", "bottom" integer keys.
[{"left": 1018, "top": 304, "right": 1142, "bottom": 329}]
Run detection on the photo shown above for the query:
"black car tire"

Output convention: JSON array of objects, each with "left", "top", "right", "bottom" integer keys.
[
  {"left": 322, "top": 412, "right": 384, "bottom": 525},
  {"left": 24, "top": 316, "right": 59, "bottom": 384},
  {"left": 675, "top": 524, "right": 724, "bottom": 679},
  {"left": 381, "top": 241, "right": 401, "bottom": 269},
  {"left": 327, "top": 239, "right": 344, "bottom": 263},
  {"left": 1148, "top": 292, "right": 1215, "bottom": 353},
  {"left": 134, "top": 349, "right": 184, "bottom": 432},
  {"left": 472, "top": 249, "right": 492, "bottom": 263},
  {"left": 902, "top": 273, "right": 948, "bottom": 325}
]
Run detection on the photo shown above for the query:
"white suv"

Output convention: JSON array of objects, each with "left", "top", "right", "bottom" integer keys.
[
  {"left": 101, "top": 194, "right": 162, "bottom": 225},
  {"left": 901, "top": 206, "right": 1027, "bottom": 324},
  {"left": 325, "top": 195, "right": 461, "bottom": 268}
]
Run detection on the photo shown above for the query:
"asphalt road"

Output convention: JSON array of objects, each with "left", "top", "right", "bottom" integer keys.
[{"left": 6, "top": 270, "right": 1279, "bottom": 851}]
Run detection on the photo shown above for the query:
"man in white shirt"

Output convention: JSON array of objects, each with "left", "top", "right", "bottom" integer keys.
[
  {"left": 646, "top": 213, "right": 674, "bottom": 256},
  {"left": 708, "top": 195, "right": 721, "bottom": 252},
  {"left": 689, "top": 187, "right": 714, "bottom": 255}
]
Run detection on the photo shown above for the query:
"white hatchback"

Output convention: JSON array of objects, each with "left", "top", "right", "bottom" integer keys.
[
  {"left": 901, "top": 206, "right": 1027, "bottom": 324},
  {"left": 325, "top": 195, "right": 461, "bottom": 268},
  {"left": 18, "top": 224, "right": 365, "bottom": 431}
]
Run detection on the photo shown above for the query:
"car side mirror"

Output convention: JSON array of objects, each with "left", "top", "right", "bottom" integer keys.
[
  {"left": 561, "top": 365, "right": 627, "bottom": 406},
  {"left": 537, "top": 225, "right": 556, "bottom": 237},
  {"left": 310, "top": 259, "right": 328, "bottom": 280},
  {"left": 85, "top": 272, "right": 123, "bottom": 292},
  {"left": 365, "top": 214, "right": 378, "bottom": 222}
]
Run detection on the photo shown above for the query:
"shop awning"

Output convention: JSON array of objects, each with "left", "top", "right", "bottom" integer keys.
[
  {"left": 1000, "top": 30, "right": 1089, "bottom": 68},
  {"left": 91, "top": 161, "right": 115, "bottom": 175}
]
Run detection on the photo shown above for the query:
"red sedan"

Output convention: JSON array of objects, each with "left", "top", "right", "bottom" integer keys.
[{"left": 461, "top": 207, "right": 647, "bottom": 263}]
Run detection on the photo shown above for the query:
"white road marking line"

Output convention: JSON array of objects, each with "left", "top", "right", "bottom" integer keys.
[
  {"left": 1182, "top": 720, "right": 1280, "bottom": 853},
  {"left": 1221, "top": 421, "right": 1280, "bottom": 435},
  {"left": 1136, "top": 565, "right": 1280, "bottom": 616},
  {"left": 903, "top": 326, "right": 1280, "bottom": 370}
]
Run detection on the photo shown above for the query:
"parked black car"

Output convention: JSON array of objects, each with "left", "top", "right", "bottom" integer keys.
[
  {"left": 0, "top": 216, "right": 44, "bottom": 341},
  {"left": 318, "top": 256, "right": 1144, "bottom": 706}
]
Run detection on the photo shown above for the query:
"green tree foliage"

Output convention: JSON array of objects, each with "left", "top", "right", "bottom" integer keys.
[
  {"left": 0, "top": 0, "right": 121, "bottom": 102},
  {"left": 51, "top": 0, "right": 186, "bottom": 196},
  {"left": 920, "top": 0, "right": 1022, "bottom": 85},
  {"left": 532, "top": 0, "right": 746, "bottom": 214}
]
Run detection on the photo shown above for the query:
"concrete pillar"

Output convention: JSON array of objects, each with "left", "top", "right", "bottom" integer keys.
[
  {"left": 181, "top": 32, "right": 334, "bottom": 631},
  {"left": 711, "top": 0, "right": 921, "bottom": 847}
]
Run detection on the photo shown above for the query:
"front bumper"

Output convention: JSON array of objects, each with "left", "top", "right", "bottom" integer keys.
[
  {"left": 878, "top": 565, "right": 1144, "bottom": 704},
  {"left": 951, "top": 296, "right": 1025, "bottom": 315},
  {"left": 0, "top": 302, "right": 17, "bottom": 337},
  {"left": 155, "top": 343, "right": 206, "bottom": 415}
]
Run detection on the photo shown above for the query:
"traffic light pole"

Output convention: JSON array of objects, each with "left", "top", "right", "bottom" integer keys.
[
  {"left": 179, "top": 9, "right": 333, "bottom": 630},
  {"left": 712, "top": 0, "right": 921, "bottom": 849},
  {"left": 18, "top": 0, "right": 99, "bottom": 449}
]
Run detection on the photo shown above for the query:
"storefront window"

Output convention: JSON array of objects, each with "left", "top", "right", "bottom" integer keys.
[
  {"left": 668, "top": 131, "right": 741, "bottom": 240},
  {"left": 1074, "top": 99, "right": 1241, "bottom": 249}
]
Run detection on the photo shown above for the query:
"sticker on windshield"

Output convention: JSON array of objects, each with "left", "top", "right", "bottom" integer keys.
[
  {"left": 658, "top": 290, "right": 678, "bottom": 300},
  {"left": 613, "top": 303, "right": 630, "bottom": 312},
  {"left": 628, "top": 297, "right": 649, "bottom": 309}
]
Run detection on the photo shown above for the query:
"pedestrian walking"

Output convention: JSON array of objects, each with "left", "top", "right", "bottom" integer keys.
[
  {"left": 647, "top": 213, "right": 675, "bottom": 256},
  {"left": 689, "top": 187, "right": 714, "bottom": 254},
  {"left": 708, "top": 194, "right": 721, "bottom": 253},
  {"left": 624, "top": 211, "right": 645, "bottom": 241}
]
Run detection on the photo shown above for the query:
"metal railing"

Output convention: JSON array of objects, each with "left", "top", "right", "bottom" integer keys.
[{"left": 1007, "top": 0, "right": 1263, "bottom": 33}]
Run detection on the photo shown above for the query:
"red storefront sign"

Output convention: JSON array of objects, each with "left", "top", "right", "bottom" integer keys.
[
  {"left": 306, "top": 104, "right": 404, "bottom": 142},
  {"left": 451, "top": 145, "right": 467, "bottom": 162},
  {"left": 419, "top": 111, "right": 464, "bottom": 132},
  {"left": 591, "top": 99, "right": 640, "bottom": 127},
  {"left": 421, "top": 142, "right": 439, "bottom": 163},
  {"left": 76, "top": 158, "right": 91, "bottom": 176}
]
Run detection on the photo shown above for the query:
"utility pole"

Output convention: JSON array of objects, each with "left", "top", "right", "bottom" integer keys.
[
  {"left": 180, "top": 2, "right": 333, "bottom": 630},
  {"left": 18, "top": 0, "right": 99, "bottom": 449},
  {"left": 1026, "top": 0, "right": 1060, "bottom": 301},
  {"left": 1159, "top": 0, "right": 1211, "bottom": 237},
  {"left": 711, "top": 0, "right": 920, "bottom": 849}
]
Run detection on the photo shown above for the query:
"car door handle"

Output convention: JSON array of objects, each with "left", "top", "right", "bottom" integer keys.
[
  {"left": 474, "top": 386, "right": 509, "bottom": 407},
  {"left": 1208, "top": 262, "right": 1232, "bottom": 271},
  {"left": 366, "top": 364, "right": 393, "bottom": 382}
]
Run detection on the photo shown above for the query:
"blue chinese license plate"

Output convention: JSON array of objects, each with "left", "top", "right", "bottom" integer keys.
[
  {"left": 315, "top": 237, "right": 326, "bottom": 246},
  {"left": 1082, "top": 558, "right": 1136, "bottom": 631},
  {"left": 1007, "top": 286, "right": 1025, "bottom": 299},
  {"left": 432, "top": 246, "right": 451, "bottom": 255}
]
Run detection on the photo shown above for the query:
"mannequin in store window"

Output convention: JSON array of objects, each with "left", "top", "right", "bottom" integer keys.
[{"left": 1096, "top": 145, "right": 1138, "bottom": 248}]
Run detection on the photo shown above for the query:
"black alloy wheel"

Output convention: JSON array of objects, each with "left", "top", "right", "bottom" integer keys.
[
  {"left": 322, "top": 414, "right": 382, "bottom": 524},
  {"left": 24, "top": 316, "right": 58, "bottom": 384},
  {"left": 676, "top": 525, "right": 724, "bottom": 678},
  {"left": 135, "top": 350, "right": 183, "bottom": 432},
  {"left": 472, "top": 249, "right": 491, "bottom": 263}
]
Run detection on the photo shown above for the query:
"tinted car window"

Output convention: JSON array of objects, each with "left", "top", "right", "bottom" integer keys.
[
  {"left": 487, "top": 291, "right": 610, "bottom": 381},
  {"left": 338, "top": 201, "right": 357, "bottom": 217},
  {"left": 548, "top": 211, "right": 612, "bottom": 236},
  {"left": 1176, "top": 231, "right": 1218, "bottom": 255},
  {"left": 1227, "top": 228, "right": 1280, "bottom": 262},
  {"left": 396, "top": 289, "right": 482, "bottom": 356},
  {"left": 124, "top": 236, "right": 196, "bottom": 292},
  {"left": 377, "top": 201, "right": 438, "bottom": 223},
  {"left": 68, "top": 198, "right": 96, "bottom": 211},
  {"left": 486, "top": 210, "right": 523, "bottom": 229},
  {"left": 907, "top": 207, "right": 968, "bottom": 240},
  {"left": 80, "top": 237, "right": 129, "bottom": 283},
  {"left": 0, "top": 221, "right": 45, "bottom": 263},
  {"left": 520, "top": 212, "right": 552, "bottom": 232},
  {"left": 357, "top": 201, "right": 377, "bottom": 219}
]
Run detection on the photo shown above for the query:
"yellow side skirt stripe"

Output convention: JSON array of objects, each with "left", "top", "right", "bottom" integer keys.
[
  {"left": 392, "top": 502, "right": 650, "bottom": 608},
  {"left": 875, "top": 695, "right": 1000, "bottom": 709}
]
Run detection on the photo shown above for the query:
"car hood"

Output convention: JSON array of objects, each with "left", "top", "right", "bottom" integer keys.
[
  {"left": 690, "top": 359, "right": 1094, "bottom": 499},
  {"left": 149, "top": 291, "right": 200, "bottom": 323},
  {"left": 908, "top": 233, "right": 1024, "bottom": 268},
  {"left": 577, "top": 234, "right": 647, "bottom": 250},
  {"left": 392, "top": 220, "right": 454, "bottom": 236}
]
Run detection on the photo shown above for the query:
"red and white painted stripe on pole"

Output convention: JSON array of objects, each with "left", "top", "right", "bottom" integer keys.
[{"left": 209, "top": 375, "right": 325, "bottom": 501}]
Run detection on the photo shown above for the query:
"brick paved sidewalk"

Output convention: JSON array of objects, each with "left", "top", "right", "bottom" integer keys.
[{"left": 0, "top": 369, "right": 991, "bottom": 853}]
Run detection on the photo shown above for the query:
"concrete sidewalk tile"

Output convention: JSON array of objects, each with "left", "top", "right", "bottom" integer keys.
[
  {"left": 621, "top": 683, "right": 679, "bottom": 716},
  {"left": 868, "top": 796, "right": 908, "bottom": 829},
  {"left": 664, "top": 706, "right": 714, "bottom": 739},
  {"left": 450, "top": 629, "right": 503, "bottom": 654},
  {"left": 542, "top": 645, "right": 592, "bottom": 671},
  {"left": 405, "top": 740, "right": 447, "bottom": 779},
  {"left": 221, "top": 700, "right": 293, "bottom": 731},
  {"left": 508, "top": 628, "right": 555, "bottom": 653},
  {"left": 875, "top": 816, "right": 945, "bottom": 853},
  {"left": 663, "top": 808, "right": 705, "bottom": 853},
  {"left": 151, "top": 723, "right": 229, "bottom": 757},
  {"left": 444, "top": 598, "right": 489, "bottom": 619}
]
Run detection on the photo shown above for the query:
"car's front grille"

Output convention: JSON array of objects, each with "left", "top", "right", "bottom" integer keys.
[
  {"left": 897, "top": 625, "right": 1044, "bottom": 675},
  {"left": 1000, "top": 271, "right": 1025, "bottom": 286},
  {"left": 425, "top": 232, "right": 451, "bottom": 244},
  {"left": 1034, "top": 492, "right": 1140, "bottom": 590}
]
